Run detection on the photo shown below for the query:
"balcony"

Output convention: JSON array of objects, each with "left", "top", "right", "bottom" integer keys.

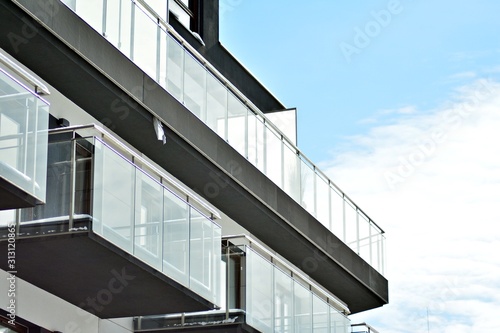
[
  {"left": 0, "top": 124, "right": 222, "bottom": 318},
  {"left": 55, "top": 0, "right": 385, "bottom": 277},
  {"left": 0, "top": 0, "right": 387, "bottom": 313},
  {"left": 135, "top": 235, "right": 352, "bottom": 333},
  {"left": 0, "top": 55, "right": 49, "bottom": 209}
]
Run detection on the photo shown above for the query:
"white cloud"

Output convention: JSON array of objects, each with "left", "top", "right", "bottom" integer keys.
[{"left": 323, "top": 79, "right": 500, "bottom": 332}]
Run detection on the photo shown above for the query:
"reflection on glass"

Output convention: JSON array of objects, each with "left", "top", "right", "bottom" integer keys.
[
  {"left": 247, "top": 250, "right": 273, "bottom": 333},
  {"left": 265, "top": 126, "right": 282, "bottom": 187},
  {"left": 75, "top": 0, "right": 104, "bottom": 33},
  {"left": 92, "top": 138, "right": 221, "bottom": 304},
  {"left": 313, "top": 295, "right": 329, "bottom": 333},
  {"left": 344, "top": 201, "right": 357, "bottom": 248},
  {"left": 0, "top": 70, "right": 49, "bottom": 203},
  {"left": 206, "top": 73, "right": 226, "bottom": 138},
  {"left": 301, "top": 160, "right": 315, "bottom": 217},
  {"left": 184, "top": 54, "right": 206, "bottom": 119},
  {"left": 227, "top": 92, "right": 247, "bottom": 156},
  {"left": 133, "top": 5, "right": 158, "bottom": 80},
  {"left": 247, "top": 113, "right": 265, "bottom": 172},
  {"left": 330, "top": 189, "right": 344, "bottom": 240},
  {"left": 163, "top": 189, "right": 189, "bottom": 286},
  {"left": 275, "top": 267, "right": 294, "bottom": 333},
  {"left": 104, "top": 0, "right": 133, "bottom": 56},
  {"left": 283, "top": 142, "right": 300, "bottom": 202},
  {"left": 243, "top": 247, "right": 351, "bottom": 333},
  {"left": 167, "top": 35, "right": 184, "bottom": 100},
  {"left": 134, "top": 170, "right": 163, "bottom": 270},
  {"left": 316, "top": 174, "right": 330, "bottom": 228},
  {"left": 294, "top": 281, "right": 312, "bottom": 333},
  {"left": 190, "top": 208, "right": 215, "bottom": 301},
  {"left": 93, "top": 140, "right": 135, "bottom": 253}
]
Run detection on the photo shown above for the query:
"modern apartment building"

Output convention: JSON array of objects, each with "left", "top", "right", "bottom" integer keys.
[{"left": 0, "top": 1, "right": 388, "bottom": 332}]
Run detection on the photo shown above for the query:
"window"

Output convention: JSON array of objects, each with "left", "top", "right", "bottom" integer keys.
[{"left": 169, "top": 0, "right": 199, "bottom": 32}]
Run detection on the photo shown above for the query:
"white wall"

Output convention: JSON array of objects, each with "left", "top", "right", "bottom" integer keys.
[{"left": 0, "top": 269, "right": 133, "bottom": 333}]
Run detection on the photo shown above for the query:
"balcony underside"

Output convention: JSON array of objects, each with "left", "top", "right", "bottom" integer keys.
[
  {"left": 0, "top": 0, "right": 387, "bottom": 313},
  {"left": 0, "top": 177, "right": 38, "bottom": 210},
  {"left": 0, "top": 223, "right": 215, "bottom": 318}
]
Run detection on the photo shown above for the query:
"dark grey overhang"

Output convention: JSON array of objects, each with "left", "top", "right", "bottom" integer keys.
[
  {"left": 0, "top": 0, "right": 388, "bottom": 313},
  {"left": 0, "top": 223, "right": 215, "bottom": 318},
  {"left": 0, "top": 178, "right": 38, "bottom": 210}
]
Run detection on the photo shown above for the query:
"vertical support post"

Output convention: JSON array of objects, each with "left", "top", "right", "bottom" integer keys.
[
  {"left": 356, "top": 208, "right": 360, "bottom": 255},
  {"left": 32, "top": 97, "right": 39, "bottom": 196},
  {"left": 342, "top": 195, "right": 346, "bottom": 242},
  {"left": 130, "top": 2, "right": 136, "bottom": 59},
  {"left": 156, "top": 20, "right": 161, "bottom": 82},
  {"left": 102, "top": 0, "right": 108, "bottom": 36},
  {"left": 68, "top": 138, "right": 76, "bottom": 230},
  {"left": 225, "top": 245, "right": 230, "bottom": 321}
]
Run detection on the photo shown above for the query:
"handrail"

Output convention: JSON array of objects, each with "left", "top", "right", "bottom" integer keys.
[
  {"left": 48, "top": 124, "right": 221, "bottom": 220},
  {"left": 0, "top": 51, "right": 50, "bottom": 95}
]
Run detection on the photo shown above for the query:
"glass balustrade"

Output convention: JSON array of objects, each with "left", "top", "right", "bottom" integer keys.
[
  {"left": 1, "top": 126, "right": 221, "bottom": 306},
  {"left": 245, "top": 245, "right": 350, "bottom": 333},
  {"left": 60, "top": 0, "right": 385, "bottom": 275},
  {"left": 0, "top": 67, "right": 49, "bottom": 205}
]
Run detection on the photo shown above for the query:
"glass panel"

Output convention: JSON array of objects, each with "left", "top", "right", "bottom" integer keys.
[
  {"left": 184, "top": 53, "right": 206, "bottom": 119},
  {"left": 206, "top": 73, "right": 226, "bottom": 138},
  {"left": 227, "top": 92, "right": 246, "bottom": 156},
  {"left": 274, "top": 267, "right": 293, "bottom": 333},
  {"left": 247, "top": 112, "right": 265, "bottom": 172},
  {"left": 212, "top": 224, "right": 222, "bottom": 306},
  {"left": 313, "top": 295, "right": 329, "bottom": 333},
  {"left": 283, "top": 142, "right": 300, "bottom": 201},
  {"left": 330, "top": 187, "right": 344, "bottom": 240},
  {"left": 265, "top": 126, "right": 282, "bottom": 187},
  {"left": 294, "top": 281, "right": 312, "bottom": 333},
  {"left": 166, "top": 35, "right": 184, "bottom": 101},
  {"left": 92, "top": 140, "right": 135, "bottom": 253},
  {"left": 0, "top": 70, "right": 48, "bottom": 203},
  {"left": 158, "top": 25, "right": 168, "bottom": 89},
  {"left": 344, "top": 200, "right": 357, "bottom": 250},
  {"left": 189, "top": 208, "right": 214, "bottom": 301},
  {"left": 74, "top": 138, "right": 93, "bottom": 216},
  {"left": 370, "top": 226, "right": 380, "bottom": 273},
  {"left": 316, "top": 174, "right": 330, "bottom": 227},
  {"left": 134, "top": 170, "right": 163, "bottom": 270},
  {"left": 163, "top": 189, "right": 189, "bottom": 286},
  {"left": 300, "top": 159, "right": 315, "bottom": 217},
  {"left": 358, "top": 212, "right": 371, "bottom": 266},
  {"left": 146, "top": 0, "right": 168, "bottom": 21},
  {"left": 247, "top": 249, "right": 273, "bottom": 333},
  {"left": 132, "top": 4, "right": 158, "bottom": 80},
  {"left": 265, "top": 108, "right": 297, "bottom": 145},
  {"left": 75, "top": 0, "right": 104, "bottom": 33},
  {"left": 19, "top": 140, "right": 71, "bottom": 224},
  {"left": 330, "top": 307, "right": 350, "bottom": 333},
  {"left": 104, "top": 0, "right": 133, "bottom": 57}
]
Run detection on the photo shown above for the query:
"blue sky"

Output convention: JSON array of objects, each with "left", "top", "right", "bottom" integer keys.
[
  {"left": 220, "top": 0, "right": 500, "bottom": 161},
  {"left": 220, "top": 1, "right": 500, "bottom": 332}
]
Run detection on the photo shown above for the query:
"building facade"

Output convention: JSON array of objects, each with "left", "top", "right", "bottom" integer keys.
[{"left": 0, "top": 1, "right": 388, "bottom": 332}]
